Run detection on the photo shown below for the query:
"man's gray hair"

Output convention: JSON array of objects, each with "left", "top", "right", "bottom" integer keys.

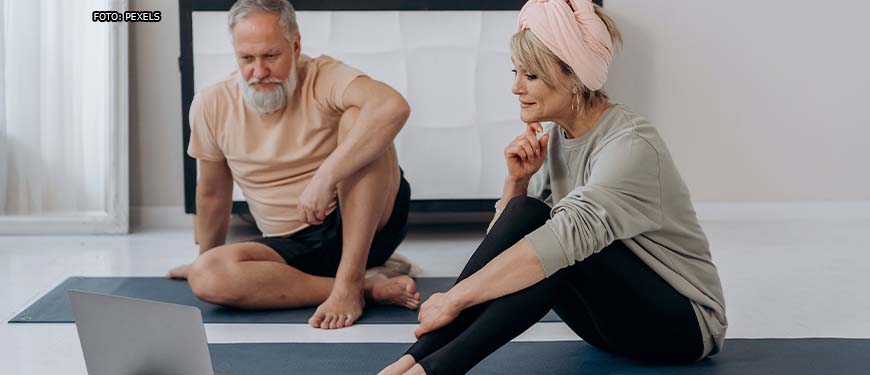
[{"left": 228, "top": 0, "right": 299, "bottom": 42}]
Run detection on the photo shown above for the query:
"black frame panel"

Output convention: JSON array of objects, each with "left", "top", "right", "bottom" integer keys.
[{"left": 180, "top": 0, "right": 602, "bottom": 213}]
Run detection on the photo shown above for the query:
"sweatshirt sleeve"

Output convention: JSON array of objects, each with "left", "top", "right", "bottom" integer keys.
[{"left": 525, "top": 132, "right": 664, "bottom": 276}]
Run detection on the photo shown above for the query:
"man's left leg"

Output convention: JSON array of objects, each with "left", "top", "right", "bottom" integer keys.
[{"left": 309, "top": 108, "right": 420, "bottom": 329}]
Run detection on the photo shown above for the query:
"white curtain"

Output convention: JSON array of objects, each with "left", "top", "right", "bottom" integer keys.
[{"left": 2, "top": 0, "right": 126, "bottom": 217}]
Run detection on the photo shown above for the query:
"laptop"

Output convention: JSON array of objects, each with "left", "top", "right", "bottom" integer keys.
[{"left": 68, "top": 290, "right": 230, "bottom": 375}]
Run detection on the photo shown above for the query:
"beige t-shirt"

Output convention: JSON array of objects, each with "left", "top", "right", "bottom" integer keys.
[{"left": 187, "top": 54, "right": 365, "bottom": 237}]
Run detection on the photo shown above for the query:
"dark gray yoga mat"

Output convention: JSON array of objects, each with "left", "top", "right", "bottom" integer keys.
[
  {"left": 9, "top": 276, "right": 561, "bottom": 323},
  {"left": 208, "top": 339, "right": 870, "bottom": 375}
]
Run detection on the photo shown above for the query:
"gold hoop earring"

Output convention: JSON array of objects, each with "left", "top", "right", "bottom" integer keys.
[{"left": 572, "top": 93, "right": 581, "bottom": 113}]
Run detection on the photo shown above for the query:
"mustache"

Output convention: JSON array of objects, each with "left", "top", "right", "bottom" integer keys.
[{"left": 247, "top": 77, "right": 284, "bottom": 85}]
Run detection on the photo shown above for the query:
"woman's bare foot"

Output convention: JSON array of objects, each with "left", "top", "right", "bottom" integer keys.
[
  {"left": 166, "top": 263, "right": 192, "bottom": 279},
  {"left": 377, "top": 354, "right": 417, "bottom": 375},
  {"left": 367, "top": 275, "right": 421, "bottom": 310}
]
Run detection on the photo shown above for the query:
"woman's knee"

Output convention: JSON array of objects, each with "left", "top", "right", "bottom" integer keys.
[
  {"left": 501, "top": 196, "right": 551, "bottom": 224},
  {"left": 482, "top": 196, "right": 552, "bottom": 247}
]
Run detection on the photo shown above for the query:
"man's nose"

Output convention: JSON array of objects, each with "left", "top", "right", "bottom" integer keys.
[{"left": 252, "top": 60, "right": 269, "bottom": 79}]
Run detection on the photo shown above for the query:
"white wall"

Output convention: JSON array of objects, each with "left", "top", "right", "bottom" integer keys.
[
  {"left": 604, "top": 0, "right": 870, "bottom": 202},
  {"left": 130, "top": 0, "right": 870, "bottom": 211}
]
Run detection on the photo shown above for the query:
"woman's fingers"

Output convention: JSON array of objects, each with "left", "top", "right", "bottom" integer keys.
[
  {"left": 524, "top": 133, "right": 541, "bottom": 155},
  {"left": 519, "top": 141, "right": 536, "bottom": 161},
  {"left": 539, "top": 133, "right": 550, "bottom": 153},
  {"left": 526, "top": 121, "right": 543, "bottom": 133}
]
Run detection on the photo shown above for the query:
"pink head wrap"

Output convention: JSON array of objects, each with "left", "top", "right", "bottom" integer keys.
[{"left": 517, "top": 0, "right": 614, "bottom": 91}]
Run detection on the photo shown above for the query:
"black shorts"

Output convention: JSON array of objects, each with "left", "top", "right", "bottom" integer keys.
[{"left": 250, "top": 172, "right": 411, "bottom": 277}]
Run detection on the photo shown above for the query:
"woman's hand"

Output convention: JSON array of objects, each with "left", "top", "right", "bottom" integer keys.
[
  {"left": 505, "top": 122, "right": 550, "bottom": 182},
  {"left": 413, "top": 292, "right": 464, "bottom": 338}
]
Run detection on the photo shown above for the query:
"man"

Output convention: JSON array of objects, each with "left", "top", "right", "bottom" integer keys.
[{"left": 167, "top": 0, "right": 419, "bottom": 330}]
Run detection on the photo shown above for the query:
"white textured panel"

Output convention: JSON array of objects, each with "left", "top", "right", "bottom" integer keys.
[
  {"left": 406, "top": 47, "right": 478, "bottom": 128},
  {"left": 328, "top": 12, "right": 402, "bottom": 53},
  {"left": 295, "top": 11, "right": 332, "bottom": 51},
  {"left": 192, "top": 12, "right": 233, "bottom": 54},
  {"left": 190, "top": 11, "right": 527, "bottom": 200},
  {"left": 398, "top": 126, "right": 482, "bottom": 199},
  {"left": 192, "top": 53, "right": 236, "bottom": 92},
  {"left": 400, "top": 11, "right": 482, "bottom": 48},
  {"left": 476, "top": 51, "right": 519, "bottom": 123},
  {"left": 480, "top": 11, "right": 520, "bottom": 52},
  {"left": 332, "top": 51, "right": 408, "bottom": 97},
  {"left": 478, "top": 121, "right": 524, "bottom": 196}
]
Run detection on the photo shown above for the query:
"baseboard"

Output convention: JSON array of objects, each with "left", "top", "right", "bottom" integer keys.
[
  {"left": 131, "top": 206, "right": 256, "bottom": 231},
  {"left": 132, "top": 201, "right": 870, "bottom": 230},
  {"left": 0, "top": 211, "right": 129, "bottom": 235},
  {"left": 131, "top": 206, "right": 194, "bottom": 229}
]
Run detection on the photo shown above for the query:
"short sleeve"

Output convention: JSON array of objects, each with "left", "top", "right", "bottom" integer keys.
[
  {"left": 312, "top": 56, "right": 366, "bottom": 113},
  {"left": 186, "top": 95, "right": 225, "bottom": 161}
]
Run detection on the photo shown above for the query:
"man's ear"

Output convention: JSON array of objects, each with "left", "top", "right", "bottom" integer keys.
[{"left": 292, "top": 32, "right": 302, "bottom": 58}]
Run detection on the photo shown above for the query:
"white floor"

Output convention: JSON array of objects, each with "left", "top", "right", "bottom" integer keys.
[{"left": 2, "top": 218, "right": 870, "bottom": 374}]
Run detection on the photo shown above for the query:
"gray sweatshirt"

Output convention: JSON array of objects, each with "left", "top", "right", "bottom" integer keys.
[{"left": 523, "top": 104, "right": 727, "bottom": 358}]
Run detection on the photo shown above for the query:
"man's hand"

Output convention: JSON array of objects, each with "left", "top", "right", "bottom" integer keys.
[
  {"left": 413, "top": 292, "right": 465, "bottom": 338},
  {"left": 298, "top": 173, "right": 338, "bottom": 225}
]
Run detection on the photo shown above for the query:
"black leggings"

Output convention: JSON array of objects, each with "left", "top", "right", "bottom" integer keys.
[{"left": 405, "top": 197, "right": 703, "bottom": 375}]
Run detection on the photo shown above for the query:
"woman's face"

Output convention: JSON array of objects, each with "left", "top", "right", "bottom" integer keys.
[{"left": 511, "top": 63, "right": 574, "bottom": 124}]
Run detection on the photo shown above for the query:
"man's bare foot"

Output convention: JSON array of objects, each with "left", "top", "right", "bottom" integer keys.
[
  {"left": 308, "top": 275, "right": 419, "bottom": 330},
  {"left": 167, "top": 264, "right": 192, "bottom": 279},
  {"left": 367, "top": 275, "right": 421, "bottom": 310},
  {"left": 377, "top": 354, "right": 417, "bottom": 375},
  {"left": 308, "top": 285, "right": 365, "bottom": 330}
]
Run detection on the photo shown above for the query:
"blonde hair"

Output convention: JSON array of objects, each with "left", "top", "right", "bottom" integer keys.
[{"left": 510, "top": 4, "right": 623, "bottom": 113}]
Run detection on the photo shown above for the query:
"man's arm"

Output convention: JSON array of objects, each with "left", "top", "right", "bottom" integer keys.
[
  {"left": 299, "top": 76, "right": 410, "bottom": 223},
  {"left": 323, "top": 76, "right": 409, "bottom": 185},
  {"left": 195, "top": 159, "right": 234, "bottom": 254}
]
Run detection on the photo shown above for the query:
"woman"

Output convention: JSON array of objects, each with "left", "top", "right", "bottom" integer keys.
[{"left": 380, "top": 1, "right": 727, "bottom": 374}]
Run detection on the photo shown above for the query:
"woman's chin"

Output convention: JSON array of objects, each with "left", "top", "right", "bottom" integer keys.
[{"left": 520, "top": 113, "right": 542, "bottom": 124}]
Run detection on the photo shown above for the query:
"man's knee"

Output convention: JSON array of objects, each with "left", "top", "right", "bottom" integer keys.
[{"left": 188, "top": 253, "right": 244, "bottom": 306}]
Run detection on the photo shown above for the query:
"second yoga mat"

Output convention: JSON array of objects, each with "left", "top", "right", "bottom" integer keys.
[{"left": 208, "top": 339, "right": 870, "bottom": 375}]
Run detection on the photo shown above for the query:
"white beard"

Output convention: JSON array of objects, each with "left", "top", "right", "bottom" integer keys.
[{"left": 238, "top": 65, "right": 298, "bottom": 114}]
